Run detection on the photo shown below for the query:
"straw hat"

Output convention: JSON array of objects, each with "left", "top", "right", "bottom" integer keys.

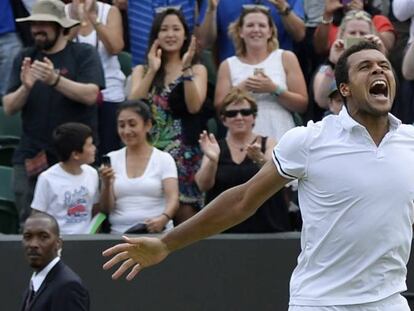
[{"left": 16, "top": 0, "right": 80, "bottom": 29}]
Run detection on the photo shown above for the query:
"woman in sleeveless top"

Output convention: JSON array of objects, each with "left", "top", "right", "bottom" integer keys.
[
  {"left": 195, "top": 88, "right": 290, "bottom": 233},
  {"left": 215, "top": 5, "right": 308, "bottom": 141},
  {"left": 66, "top": 0, "right": 125, "bottom": 157},
  {"left": 128, "top": 7, "right": 208, "bottom": 224}
]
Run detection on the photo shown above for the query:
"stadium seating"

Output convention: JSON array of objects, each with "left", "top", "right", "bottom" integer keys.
[
  {"left": 0, "top": 165, "right": 18, "bottom": 234},
  {"left": 117, "top": 51, "right": 132, "bottom": 78},
  {"left": 0, "top": 145, "right": 15, "bottom": 166},
  {"left": 0, "top": 106, "right": 22, "bottom": 146}
]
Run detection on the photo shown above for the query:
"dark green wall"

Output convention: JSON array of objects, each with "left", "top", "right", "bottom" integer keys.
[{"left": 2, "top": 233, "right": 413, "bottom": 311}]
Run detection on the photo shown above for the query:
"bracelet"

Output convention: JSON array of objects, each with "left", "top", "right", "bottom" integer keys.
[
  {"left": 278, "top": 5, "right": 292, "bottom": 17},
  {"left": 182, "top": 65, "right": 192, "bottom": 72},
  {"left": 272, "top": 84, "right": 286, "bottom": 97},
  {"left": 162, "top": 212, "right": 172, "bottom": 220},
  {"left": 182, "top": 75, "right": 194, "bottom": 81},
  {"left": 321, "top": 15, "right": 333, "bottom": 25},
  {"left": 253, "top": 158, "right": 266, "bottom": 166},
  {"left": 51, "top": 71, "right": 61, "bottom": 88}
]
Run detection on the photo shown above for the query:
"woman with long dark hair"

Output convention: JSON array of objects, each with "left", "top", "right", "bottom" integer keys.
[{"left": 128, "top": 7, "right": 208, "bottom": 223}]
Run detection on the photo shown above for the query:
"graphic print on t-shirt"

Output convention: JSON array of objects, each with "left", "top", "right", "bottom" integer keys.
[{"left": 64, "top": 186, "right": 90, "bottom": 224}]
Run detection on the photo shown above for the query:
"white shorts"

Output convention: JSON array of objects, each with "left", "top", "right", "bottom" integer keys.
[{"left": 288, "top": 294, "right": 410, "bottom": 311}]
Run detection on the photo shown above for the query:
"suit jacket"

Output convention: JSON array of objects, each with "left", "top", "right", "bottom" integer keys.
[{"left": 20, "top": 260, "right": 90, "bottom": 311}]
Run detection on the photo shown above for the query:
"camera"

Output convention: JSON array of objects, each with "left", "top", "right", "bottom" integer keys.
[{"left": 344, "top": 37, "right": 364, "bottom": 49}]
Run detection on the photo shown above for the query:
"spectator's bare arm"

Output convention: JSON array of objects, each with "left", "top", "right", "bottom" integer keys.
[
  {"left": 145, "top": 177, "right": 178, "bottom": 233},
  {"left": 3, "top": 57, "right": 33, "bottom": 115},
  {"left": 161, "top": 178, "right": 179, "bottom": 223},
  {"left": 313, "top": 0, "right": 343, "bottom": 55},
  {"left": 214, "top": 61, "right": 234, "bottom": 110},
  {"left": 128, "top": 40, "right": 161, "bottom": 100},
  {"left": 182, "top": 37, "right": 208, "bottom": 113},
  {"left": 313, "top": 38, "right": 344, "bottom": 109},
  {"left": 99, "top": 165, "right": 116, "bottom": 214},
  {"left": 112, "top": 0, "right": 127, "bottom": 11},
  {"left": 85, "top": 3, "right": 124, "bottom": 54},
  {"left": 198, "top": 0, "right": 219, "bottom": 49},
  {"left": 269, "top": 0, "right": 305, "bottom": 42},
  {"left": 195, "top": 131, "right": 220, "bottom": 192},
  {"left": 313, "top": 65, "right": 335, "bottom": 109},
  {"left": 278, "top": 50, "right": 308, "bottom": 113},
  {"left": 377, "top": 30, "right": 395, "bottom": 53}
]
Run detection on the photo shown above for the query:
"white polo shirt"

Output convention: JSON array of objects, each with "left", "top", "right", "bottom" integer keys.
[{"left": 272, "top": 108, "right": 414, "bottom": 306}]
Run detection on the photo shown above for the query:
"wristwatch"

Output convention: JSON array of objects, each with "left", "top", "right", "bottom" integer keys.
[{"left": 279, "top": 4, "right": 292, "bottom": 17}]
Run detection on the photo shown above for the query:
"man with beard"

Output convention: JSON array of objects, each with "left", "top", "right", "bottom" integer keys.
[
  {"left": 21, "top": 212, "right": 89, "bottom": 311},
  {"left": 3, "top": 0, "right": 105, "bottom": 229},
  {"left": 103, "top": 41, "right": 414, "bottom": 311}
]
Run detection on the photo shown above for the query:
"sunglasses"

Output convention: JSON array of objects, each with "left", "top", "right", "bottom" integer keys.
[
  {"left": 223, "top": 108, "right": 256, "bottom": 118},
  {"left": 155, "top": 5, "right": 182, "bottom": 14},
  {"left": 242, "top": 4, "right": 270, "bottom": 12}
]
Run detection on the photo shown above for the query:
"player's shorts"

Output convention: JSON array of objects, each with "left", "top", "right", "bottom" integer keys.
[{"left": 288, "top": 293, "right": 410, "bottom": 311}]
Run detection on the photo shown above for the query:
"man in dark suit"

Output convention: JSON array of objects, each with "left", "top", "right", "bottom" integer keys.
[{"left": 21, "top": 212, "right": 89, "bottom": 311}]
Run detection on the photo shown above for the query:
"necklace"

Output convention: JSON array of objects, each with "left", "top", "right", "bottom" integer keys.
[{"left": 226, "top": 135, "right": 257, "bottom": 152}]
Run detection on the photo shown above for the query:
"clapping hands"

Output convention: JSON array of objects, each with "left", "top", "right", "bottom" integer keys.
[
  {"left": 182, "top": 35, "right": 197, "bottom": 69},
  {"left": 246, "top": 140, "right": 263, "bottom": 163},
  {"left": 199, "top": 130, "right": 220, "bottom": 163},
  {"left": 148, "top": 39, "right": 162, "bottom": 72},
  {"left": 21, "top": 57, "right": 58, "bottom": 89}
]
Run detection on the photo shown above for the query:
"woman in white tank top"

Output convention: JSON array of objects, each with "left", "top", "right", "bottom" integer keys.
[
  {"left": 65, "top": 0, "right": 126, "bottom": 158},
  {"left": 215, "top": 5, "right": 308, "bottom": 141}
]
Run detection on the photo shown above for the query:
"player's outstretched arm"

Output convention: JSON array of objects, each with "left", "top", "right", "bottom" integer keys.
[{"left": 103, "top": 161, "right": 290, "bottom": 280}]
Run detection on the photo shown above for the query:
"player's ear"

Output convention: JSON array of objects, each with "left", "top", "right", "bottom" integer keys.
[{"left": 339, "top": 83, "right": 351, "bottom": 97}]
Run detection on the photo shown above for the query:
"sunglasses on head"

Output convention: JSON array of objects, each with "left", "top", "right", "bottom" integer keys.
[
  {"left": 155, "top": 5, "right": 182, "bottom": 14},
  {"left": 242, "top": 4, "right": 270, "bottom": 13},
  {"left": 223, "top": 108, "right": 256, "bottom": 118},
  {"left": 344, "top": 10, "right": 372, "bottom": 21}
]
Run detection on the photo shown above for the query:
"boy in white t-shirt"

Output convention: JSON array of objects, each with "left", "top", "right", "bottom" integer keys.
[{"left": 31, "top": 123, "right": 99, "bottom": 234}]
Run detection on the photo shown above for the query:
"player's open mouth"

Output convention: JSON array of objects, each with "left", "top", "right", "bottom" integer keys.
[{"left": 369, "top": 80, "right": 388, "bottom": 98}]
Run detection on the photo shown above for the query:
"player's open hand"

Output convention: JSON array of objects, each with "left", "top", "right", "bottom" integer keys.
[{"left": 102, "top": 235, "right": 170, "bottom": 280}]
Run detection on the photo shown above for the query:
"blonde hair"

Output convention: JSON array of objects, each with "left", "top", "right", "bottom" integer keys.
[
  {"left": 228, "top": 6, "right": 279, "bottom": 57},
  {"left": 220, "top": 88, "right": 258, "bottom": 116},
  {"left": 339, "top": 10, "right": 376, "bottom": 39}
]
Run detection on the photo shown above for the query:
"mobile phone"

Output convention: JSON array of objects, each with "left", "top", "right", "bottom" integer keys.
[
  {"left": 344, "top": 37, "right": 364, "bottom": 49},
  {"left": 101, "top": 155, "right": 111, "bottom": 167},
  {"left": 254, "top": 68, "right": 264, "bottom": 76},
  {"left": 341, "top": 0, "right": 352, "bottom": 5}
]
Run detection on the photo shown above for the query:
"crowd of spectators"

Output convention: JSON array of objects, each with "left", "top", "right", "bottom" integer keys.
[{"left": 1, "top": 0, "right": 413, "bottom": 235}]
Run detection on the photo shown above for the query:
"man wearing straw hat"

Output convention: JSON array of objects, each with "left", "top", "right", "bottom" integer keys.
[{"left": 3, "top": 0, "right": 105, "bottom": 229}]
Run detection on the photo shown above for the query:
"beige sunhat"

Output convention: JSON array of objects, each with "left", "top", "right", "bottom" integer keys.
[{"left": 16, "top": 0, "right": 80, "bottom": 29}]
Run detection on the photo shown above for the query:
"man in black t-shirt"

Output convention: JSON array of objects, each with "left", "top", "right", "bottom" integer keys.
[{"left": 3, "top": 0, "right": 105, "bottom": 229}]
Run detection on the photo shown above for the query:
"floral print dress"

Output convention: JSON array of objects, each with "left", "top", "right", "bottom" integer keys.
[{"left": 149, "top": 77, "right": 203, "bottom": 209}]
